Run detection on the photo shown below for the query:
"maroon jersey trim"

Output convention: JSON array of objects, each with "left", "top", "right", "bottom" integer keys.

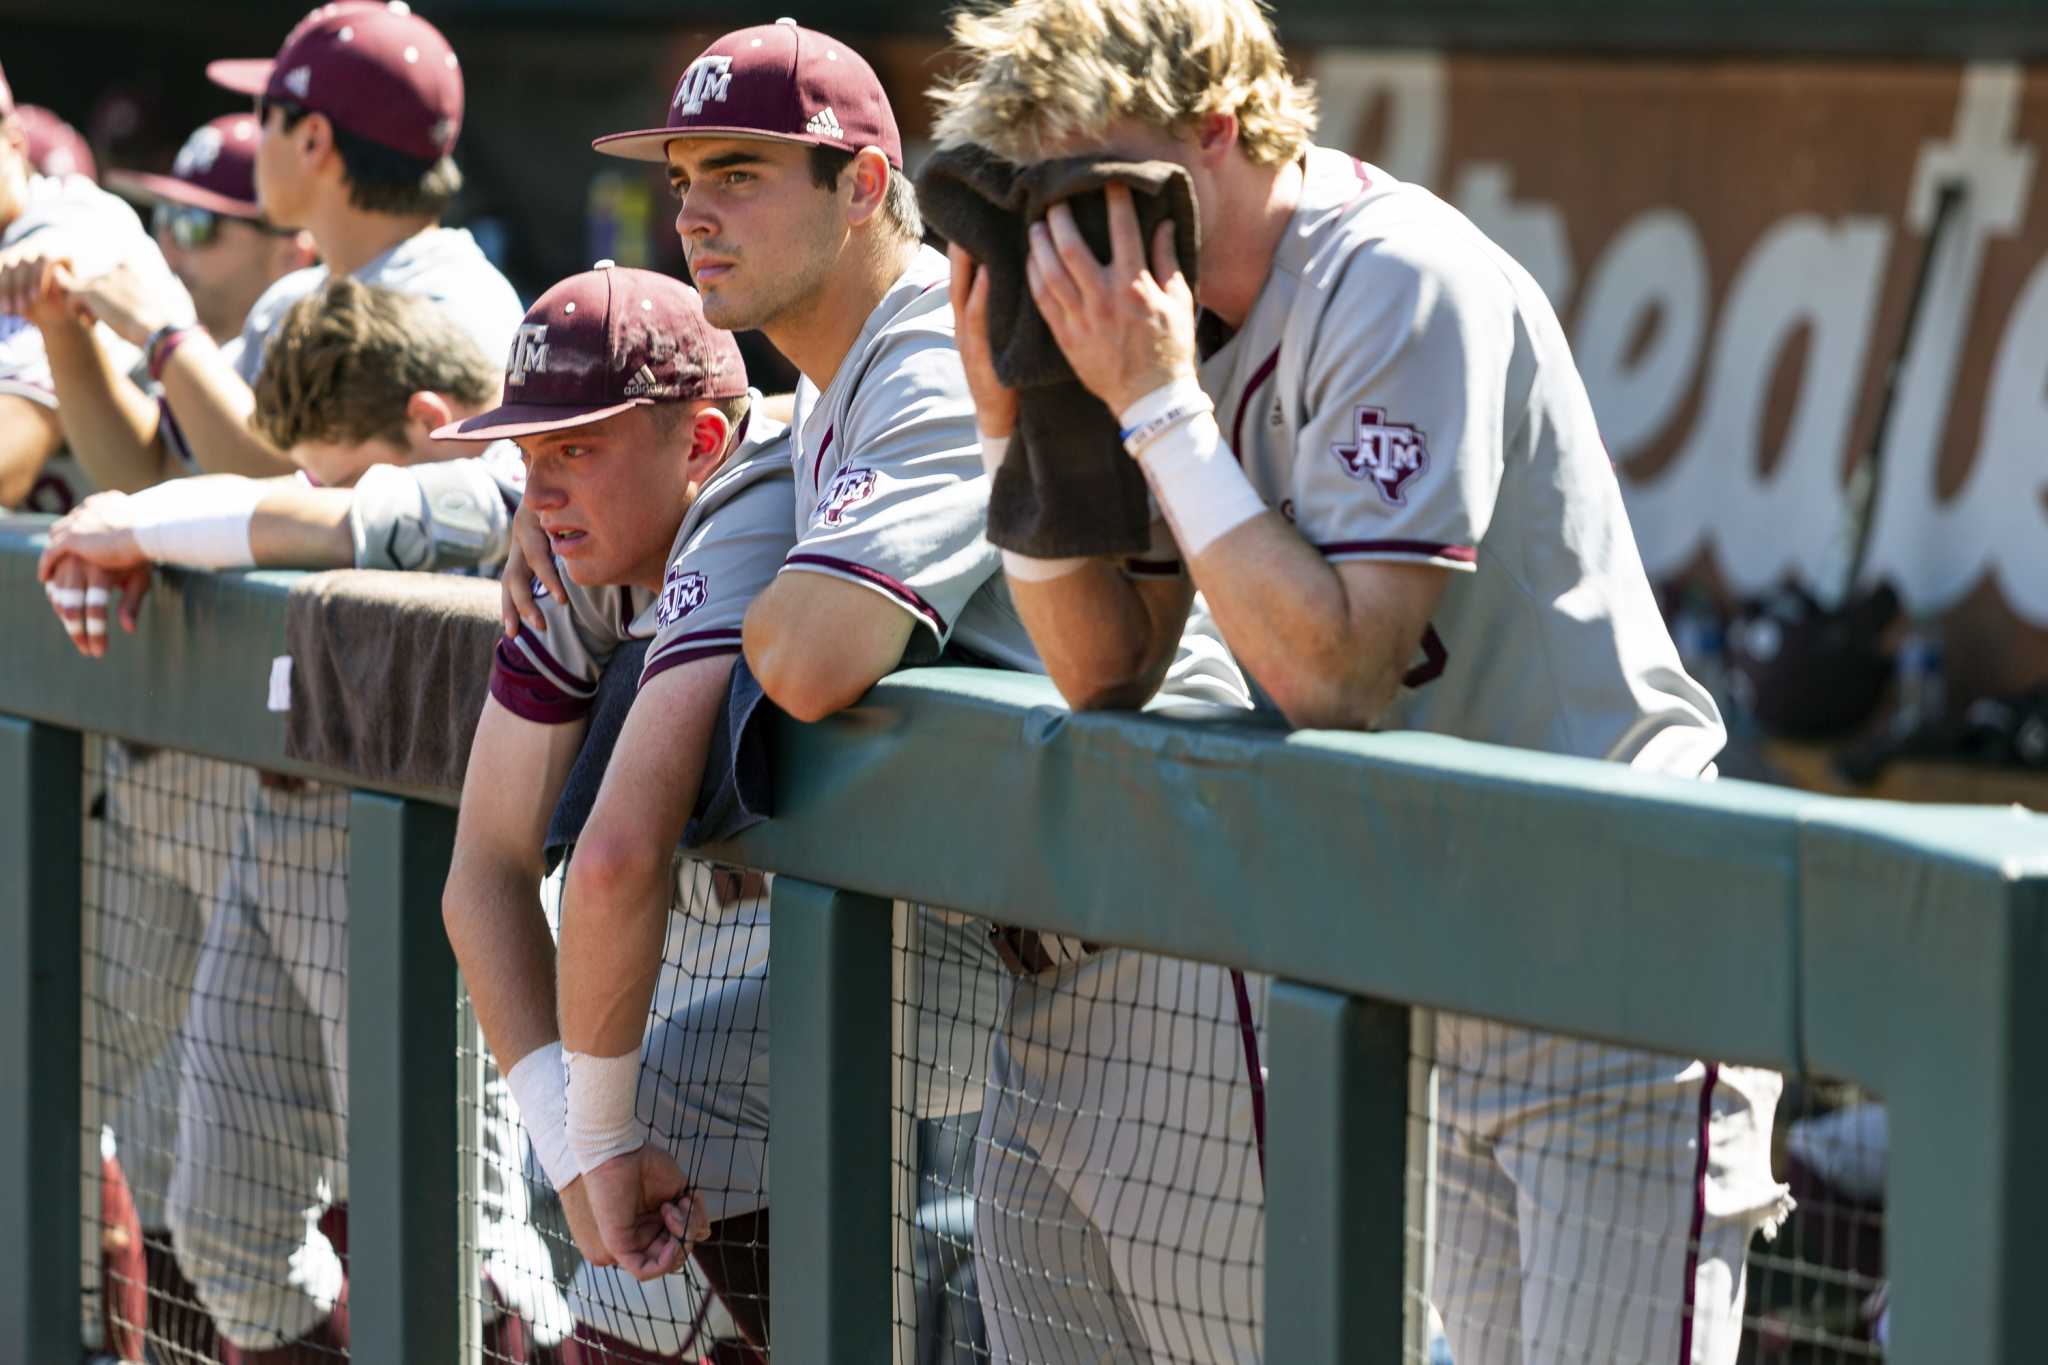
[{"left": 781, "top": 552, "right": 948, "bottom": 636}]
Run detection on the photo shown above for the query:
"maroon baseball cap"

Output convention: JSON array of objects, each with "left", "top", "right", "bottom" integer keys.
[
  {"left": 106, "top": 115, "right": 262, "bottom": 218},
  {"left": 207, "top": 2, "right": 463, "bottom": 163},
  {"left": 436, "top": 263, "right": 748, "bottom": 442},
  {"left": 592, "top": 19, "right": 901, "bottom": 170},
  {"left": 15, "top": 106, "right": 97, "bottom": 181}
]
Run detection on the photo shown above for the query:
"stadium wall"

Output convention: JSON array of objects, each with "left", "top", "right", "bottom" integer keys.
[{"left": 1, "top": 518, "right": 2046, "bottom": 1360}]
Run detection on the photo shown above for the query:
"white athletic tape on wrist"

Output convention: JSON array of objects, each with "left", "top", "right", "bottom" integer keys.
[
  {"left": 1119, "top": 377, "right": 1215, "bottom": 458},
  {"left": 506, "top": 1042, "right": 580, "bottom": 1191},
  {"left": 1132, "top": 408, "right": 1267, "bottom": 558},
  {"left": 128, "top": 478, "right": 263, "bottom": 569},
  {"left": 979, "top": 430, "right": 1009, "bottom": 480},
  {"left": 564, "top": 1048, "right": 645, "bottom": 1172}
]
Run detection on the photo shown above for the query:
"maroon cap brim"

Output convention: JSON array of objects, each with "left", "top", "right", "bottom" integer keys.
[
  {"left": 434, "top": 397, "right": 651, "bottom": 442},
  {"left": 592, "top": 125, "right": 868, "bottom": 166},
  {"left": 207, "top": 59, "right": 275, "bottom": 96},
  {"left": 104, "top": 170, "right": 263, "bottom": 220}
]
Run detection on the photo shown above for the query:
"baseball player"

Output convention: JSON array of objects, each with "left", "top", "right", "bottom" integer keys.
[
  {"left": 440, "top": 262, "right": 794, "bottom": 1364},
  {"left": 491, "top": 22, "right": 1248, "bottom": 1356},
  {"left": 935, "top": 2, "right": 1792, "bottom": 1362},
  {"left": 0, "top": 58, "right": 194, "bottom": 513},
  {"left": 50, "top": 1, "right": 519, "bottom": 486},
  {"left": 37, "top": 278, "right": 565, "bottom": 1363}
]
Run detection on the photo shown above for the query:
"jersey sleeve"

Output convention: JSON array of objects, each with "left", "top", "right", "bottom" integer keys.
[
  {"left": 639, "top": 458, "right": 798, "bottom": 689},
  {"left": 487, "top": 572, "right": 623, "bottom": 726},
  {"left": 779, "top": 333, "right": 997, "bottom": 664},
  {"left": 1284, "top": 244, "right": 1512, "bottom": 572}
]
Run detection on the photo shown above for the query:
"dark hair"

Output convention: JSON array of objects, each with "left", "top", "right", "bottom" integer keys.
[
  {"left": 806, "top": 144, "right": 922, "bottom": 243},
  {"left": 277, "top": 104, "right": 461, "bottom": 217}
]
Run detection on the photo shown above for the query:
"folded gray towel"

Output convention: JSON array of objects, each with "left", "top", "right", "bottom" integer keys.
[{"left": 917, "top": 146, "right": 1201, "bottom": 559}]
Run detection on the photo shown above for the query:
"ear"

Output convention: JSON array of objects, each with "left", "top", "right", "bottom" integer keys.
[
  {"left": 843, "top": 146, "right": 892, "bottom": 228},
  {"left": 1195, "top": 113, "right": 1238, "bottom": 166},
  {"left": 684, "top": 403, "right": 733, "bottom": 481},
  {"left": 300, "top": 111, "right": 338, "bottom": 171},
  {"left": 283, "top": 228, "right": 319, "bottom": 270},
  {"left": 402, "top": 390, "right": 457, "bottom": 458}
]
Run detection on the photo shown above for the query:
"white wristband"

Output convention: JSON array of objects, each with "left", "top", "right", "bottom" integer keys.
[
  {"left": 1118, "top": 377, "right": 1215, "bottom": 458},
  {"left": 1133, "top": 410, "right": 1267, "bottom": 559},
  {"left": 978, "top": 430, "right": 1010, "bottom": 479},
  {"left": 506, "top": 1042, "right": 579, "bottom": 1191},
  {"left": 128, "top": 477, "right": 263, "bottom": 569},
  {"left": 564, "top": 1048, "right": 645, "bottom": 1173}
]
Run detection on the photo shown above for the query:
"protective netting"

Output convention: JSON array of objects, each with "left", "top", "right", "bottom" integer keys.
[
  {"left": 458, "top": 854, "right": 772, "bottom": 1364},
  {"left": 912, "top": 927, "right": 1268, "bottom": 1364},
  {"left": 1408, "top": 1015, "right": 1884, "bottom": 1365},
  {"left": 81, "top": 740, "right": 351, "bottom": 1362}
]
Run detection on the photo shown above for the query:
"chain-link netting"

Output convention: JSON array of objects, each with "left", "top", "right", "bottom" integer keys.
[
  {"left": 81, "top": 740, "right": 351, "bottom": 1362},
  {"left": 459, "top": 853, "right": 771, "bottom": 1364}
]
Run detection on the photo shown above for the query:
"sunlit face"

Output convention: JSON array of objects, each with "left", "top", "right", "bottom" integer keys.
[
  {"left": 156, "top": 214, "right": 289, "bottom": 340},
  {"left": 253, "top": 103, "right": 314, "bottom": 230},
  {"left": 664, "top": 136, "right": 842, "bottom": 333},
  {"left": 514, "top": 404, "right": 694, "bottom": 590}
]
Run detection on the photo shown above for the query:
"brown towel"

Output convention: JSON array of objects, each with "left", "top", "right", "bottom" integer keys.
[
  {"left": 284, "top": 569, "right": 501, "bottom": 794},
  {"left": 917, "top": 146, "right": 1201, "bottom": 559}
]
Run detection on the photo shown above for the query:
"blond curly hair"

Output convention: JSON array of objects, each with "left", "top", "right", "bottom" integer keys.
[{"left": 928, "top": 0, "right": 1316, "bottom": 167}]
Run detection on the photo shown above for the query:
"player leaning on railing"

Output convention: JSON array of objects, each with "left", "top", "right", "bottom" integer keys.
[
  {"left": 439, "top": 263, "right": 793, "bottom": 1364},
  {"left": 937, "top": 1, "right": 1793, "bottom": 1362},
  {"left": 31, "top": 274, "right": 571, "bottom": 1363}
]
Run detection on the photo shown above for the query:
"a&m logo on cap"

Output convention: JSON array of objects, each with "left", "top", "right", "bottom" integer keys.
[
  {"left": 1333, "top": 406, "right": 1430, "bottom": 507},
  {"left": 507, "top": 324, "right": 550, "bottom": 388},
  {"left": 673, "top": 55, "right": 733, "bottom": 116},
  {"left": 657, "top": 566, "right": 707, "bottom": 625},
  {"left": 174, "top": 126, "right": 226, "bottom": 178}
]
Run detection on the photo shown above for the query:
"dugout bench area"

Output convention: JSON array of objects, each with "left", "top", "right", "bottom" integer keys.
[{"left": 0, "top": 516, "right": 2043, "bottom": 1364}]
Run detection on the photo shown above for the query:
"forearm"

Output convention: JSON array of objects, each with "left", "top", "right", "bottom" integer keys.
[
  {"left": 443, "top": 859, "right": 564, "bottom": 1071},
  {"left": 248, "top": 483, "right": 355, "bottom": 566},
  {"left": 1008, "top": 564, "right": 1187, "bottom": 711},
  {"left": 40, "top": 320, "right": 174, "bottom": 491},
  {"left": 1185, "top": 515, "right": 1403, "bottom": 729},
  {"left": 558, "top": 849, "right": 671, "bottom": 1058},
  {"left": 157, "top": 331, "right": 295, "bottom": 478},
  {"left": 742, "top": 572, "right": 914, "bottom": 723}
]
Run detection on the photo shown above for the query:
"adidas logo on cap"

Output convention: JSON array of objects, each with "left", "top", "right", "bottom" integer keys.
[
  {"left": 283, "top": 65, "right": 313, "bottom": 99},
  {"left": 805, "top": 106, "right": 844, "bottom": 138}
]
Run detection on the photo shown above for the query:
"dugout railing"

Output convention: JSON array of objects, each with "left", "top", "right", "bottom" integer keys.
[{"left": 0, "top": 516, "right": 2043, "bottom": 1363}]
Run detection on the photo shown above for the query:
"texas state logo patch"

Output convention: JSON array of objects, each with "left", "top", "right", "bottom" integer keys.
[
  {"left": 815, "top": 466, "right": 878, "bottom": 528},
  {"left": 657, "top": 567, "right": 707, "bottom": 626},
  {"left": 1332, "top": 406, "right": 1429, "bottom": 506}
]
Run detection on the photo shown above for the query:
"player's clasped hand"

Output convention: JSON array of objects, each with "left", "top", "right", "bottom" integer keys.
[
  {"left": 1026, "top": 182, "right": 1200, "bottom": 419},
  {"left": 499, "top": 496, "right": 564, "bottom": 637},
  {"left": 579, "top": 1141, "right": 710, "bottom": 1282},
  {"left": 36, "top": 493, "right": 156, "bottom": 658}
]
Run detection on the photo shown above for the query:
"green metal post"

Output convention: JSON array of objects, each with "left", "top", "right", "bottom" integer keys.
[
  {"left": 770, "top": 877, "right": 893, "bottom": 1363},
  {"left": 347, "top": 792, "right": 460, "bottom": 1362},
  {"left": 1265, "top": 982, "right": 1411, "bottom": 1361},
  {"left": 0, "top": 718, "right": 83, "bottom": 1360}
]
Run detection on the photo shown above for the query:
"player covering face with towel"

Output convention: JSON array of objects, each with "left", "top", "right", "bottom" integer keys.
[{"left": 936, "top": 0, "right": 1791, "bottom": 1361}]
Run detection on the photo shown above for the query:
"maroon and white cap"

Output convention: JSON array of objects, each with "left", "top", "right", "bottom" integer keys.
[
  {"left": 436, "top": 263, "right": 748, "bottom": 442},
  {"left": 106, "top": 115, "right": 263, "bottom": 218},
  {"left": 592, "top": 19, "right": 901, "bottom": 170},
  {"left": 16, "top": 106, "right": 97, "bottom": 181},
  {"left": 207, "top": 1, "right": 463, "bottom": 163}
]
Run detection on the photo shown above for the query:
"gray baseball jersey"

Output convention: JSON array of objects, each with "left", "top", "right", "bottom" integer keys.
[
  {"left": 229, "top": 225, "right": 524, "bottom": 385},
  {"left": 1189, "top": 146, "right": 1722, "bottom": 774},
  {"left": 1, "top": 173, "right": 194, "bottom": 511},
  {"left": 490, "top": 413, "right": 795, "bottom": 724}
]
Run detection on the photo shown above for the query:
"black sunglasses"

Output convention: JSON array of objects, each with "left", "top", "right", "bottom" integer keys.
[
  {"left": 152, "top": 202, "right": 293, "bottom": 249},
  {"left": 253, "top": 94, "right": 308, "bottom": 128}
]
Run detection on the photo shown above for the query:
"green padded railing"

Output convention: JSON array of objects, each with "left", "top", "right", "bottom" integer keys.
[{"left": 1, "top": 515, "right": 2043, "bottom": 1362}]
